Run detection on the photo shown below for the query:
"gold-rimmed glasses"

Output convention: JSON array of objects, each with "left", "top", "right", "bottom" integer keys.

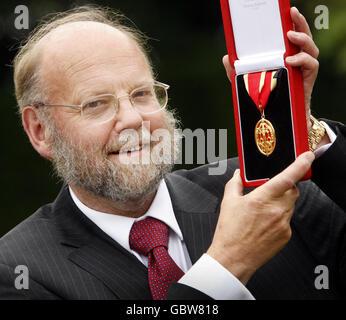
[{"left": 34, "top": 81, "right": 169, "bottom": 124}]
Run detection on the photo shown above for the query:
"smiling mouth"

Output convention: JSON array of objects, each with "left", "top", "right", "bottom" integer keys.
[{"left": 108, "top": 143, "right": 150, "bottom": 155}]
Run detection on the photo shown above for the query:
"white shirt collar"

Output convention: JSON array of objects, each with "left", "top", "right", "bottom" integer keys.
[{"left": 68, "top": 180, "right": 183, "bottom": 252}]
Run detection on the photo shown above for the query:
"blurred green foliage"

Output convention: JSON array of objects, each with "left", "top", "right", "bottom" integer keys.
[{"left": 0, "top": 0, "right": 345, "bottom": 236}]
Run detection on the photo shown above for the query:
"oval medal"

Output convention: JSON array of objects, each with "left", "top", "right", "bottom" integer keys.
[{"left": 254, "top": 118, "right": 276, "bottom": 156}]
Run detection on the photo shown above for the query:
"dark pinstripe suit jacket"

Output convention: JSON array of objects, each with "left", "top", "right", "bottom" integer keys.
[{"left": 1, "top": 120, "right": 346, "bottom": 300}]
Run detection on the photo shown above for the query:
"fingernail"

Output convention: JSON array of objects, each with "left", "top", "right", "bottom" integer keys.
[
  {"left": 307, "top": 151, "right": 315, "bottom": 161},
  {"left": 288, "top": 31, "right": 298, "bottom": 38},
  {"left": 301, "top": 151, "right": 315, "bottom": 162},
  {"left": 233, "top": 169, "right": 240, "bottom": 176},
  {"left": 286, "top": 56, "right": 296, "bottom": 63}
]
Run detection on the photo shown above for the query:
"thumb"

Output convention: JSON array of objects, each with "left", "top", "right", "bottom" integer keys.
[
  {"left": 225, "top": 169, "right": 244, "bottom": 197},
  {"left": 262, "top": 151, "right": 315, "bottom": 197}
]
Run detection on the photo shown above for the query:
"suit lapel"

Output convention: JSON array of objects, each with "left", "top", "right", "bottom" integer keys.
[
  {"left": 52, "top": 172, "right": 221, "bottom": 299},
  {"left": 68, "top": 239, "right": 151, "bottom": 300},
  {"left": 165, "top": 174, "right": 220, "bottom": 264},
  {"left": 52, "top": 185, "right": 151, "bottom": 299}
]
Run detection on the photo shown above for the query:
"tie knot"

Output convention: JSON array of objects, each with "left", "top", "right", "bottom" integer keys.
[{"left": 129, "top": 217, "right": 169, "bottom": 256}]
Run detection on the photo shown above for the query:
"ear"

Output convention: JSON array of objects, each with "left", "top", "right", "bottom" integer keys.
[{"left": 22, "top": 107, "right": 53, "bottom": 159}]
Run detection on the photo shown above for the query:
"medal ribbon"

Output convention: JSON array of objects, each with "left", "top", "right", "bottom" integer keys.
[
  {"left": 244, "top": 71, "right": 277, "bottom": 112},
  {"left": 243, "top": 70, "right": 279, "bottom": 157}
]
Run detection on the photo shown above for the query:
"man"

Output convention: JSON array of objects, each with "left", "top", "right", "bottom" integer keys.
[{"left": 0, "top": 5, "right": 345, "bottom": 299}]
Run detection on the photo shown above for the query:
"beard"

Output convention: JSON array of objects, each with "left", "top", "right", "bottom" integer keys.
[{"left": 47, "top": 110, "right": 181, "bottom": 205}]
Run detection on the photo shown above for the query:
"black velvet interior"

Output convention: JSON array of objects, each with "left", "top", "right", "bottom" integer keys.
[{"left": 236, "top": 68, "right": 295, "bottom": 181}]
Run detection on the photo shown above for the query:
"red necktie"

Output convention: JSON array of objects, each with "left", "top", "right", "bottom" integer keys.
[{"left": 129, "top": 217, "right": 184, "bottom": 300}]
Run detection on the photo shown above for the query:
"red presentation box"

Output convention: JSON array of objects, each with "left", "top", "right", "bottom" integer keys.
[{"left": 220, "top": 0, "right": 311, "bottom": 187}]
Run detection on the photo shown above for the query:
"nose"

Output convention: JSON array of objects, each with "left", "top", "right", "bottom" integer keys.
[{"left": 113, "top": 95, "right": 143, "bottom": 133}]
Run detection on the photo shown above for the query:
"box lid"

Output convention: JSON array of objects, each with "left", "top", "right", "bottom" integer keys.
[{"left": 220, "top": 0, "right": 297, "bottom": 74}]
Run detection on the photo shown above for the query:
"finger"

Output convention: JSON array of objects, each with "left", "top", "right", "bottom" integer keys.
[
  {"left": 268, "top": 185, "right": 299, "bottom": 218},
  {"left": 283, "top": 186, "right": 300, "bottom": 221},
  {"left": 287, "top": 31, "right": 319, "bottom": 58},
  {"left": 284, "top": 185, "right": 300, "bottom": 205},
  {"left": 284, "top": 204, "right": 296, "bottom": 223},
  {"left": 291, "top": 7, "right": 313, "bottom": 38},
  {"left": 261, "top": 152, "right": 315, "bottom": 197},
  {"left": 225, "top": 169, "right": 244, "bottom": 197},
  {"left": 222, "top": 55, "right": 233, "bottom": 82},
  {"left": 286, "top": 52, "right": 319, "bottom": 72}
]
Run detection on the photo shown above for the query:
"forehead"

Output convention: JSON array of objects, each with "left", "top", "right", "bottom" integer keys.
[{"left": 38, "top": 21, "right": 153, "bottom": 100}]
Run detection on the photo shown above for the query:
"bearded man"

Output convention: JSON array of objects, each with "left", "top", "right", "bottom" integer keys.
[{"left": 1, "top": 6, "right": 346, "bottom": 300}]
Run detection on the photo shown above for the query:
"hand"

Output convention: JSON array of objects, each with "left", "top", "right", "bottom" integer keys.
[
  {"left": 207, "top": 151, "right": 315, "bottom": 285},
  {"left": 222, "top": 7, "right": 319, "bottom": 131},
  {"left": 286, "top": 7, "right": 319, "bottom": 130}
]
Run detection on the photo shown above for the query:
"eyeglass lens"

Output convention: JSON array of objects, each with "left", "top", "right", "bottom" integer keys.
[{"left": 81, "top": 84, "right": 167, "bottom": 123}]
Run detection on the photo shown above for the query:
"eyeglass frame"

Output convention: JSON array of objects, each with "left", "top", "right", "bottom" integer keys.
[{"left": 33, "top": 80, "right": 170, "bottom": 117}]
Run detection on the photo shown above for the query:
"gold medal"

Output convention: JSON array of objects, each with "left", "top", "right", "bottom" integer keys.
[
  {"left": 254, "top": 112, "right": 276, "bottom": 156},
  {"left": 244, "top": 71, "right": 278, "bottom": 156}
]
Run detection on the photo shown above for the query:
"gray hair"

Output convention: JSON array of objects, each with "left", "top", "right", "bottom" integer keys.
[{"left": 13, "top": 5, "right": 152, "bottom": 119}]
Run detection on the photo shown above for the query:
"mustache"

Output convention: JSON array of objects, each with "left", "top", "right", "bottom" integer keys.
[{"left": 103, "top": 127, "right": 152, "bottom": 155}]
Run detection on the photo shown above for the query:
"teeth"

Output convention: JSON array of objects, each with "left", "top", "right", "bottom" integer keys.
[{"left": 119, "top": 145, "right": 142, "bottom": 154}]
